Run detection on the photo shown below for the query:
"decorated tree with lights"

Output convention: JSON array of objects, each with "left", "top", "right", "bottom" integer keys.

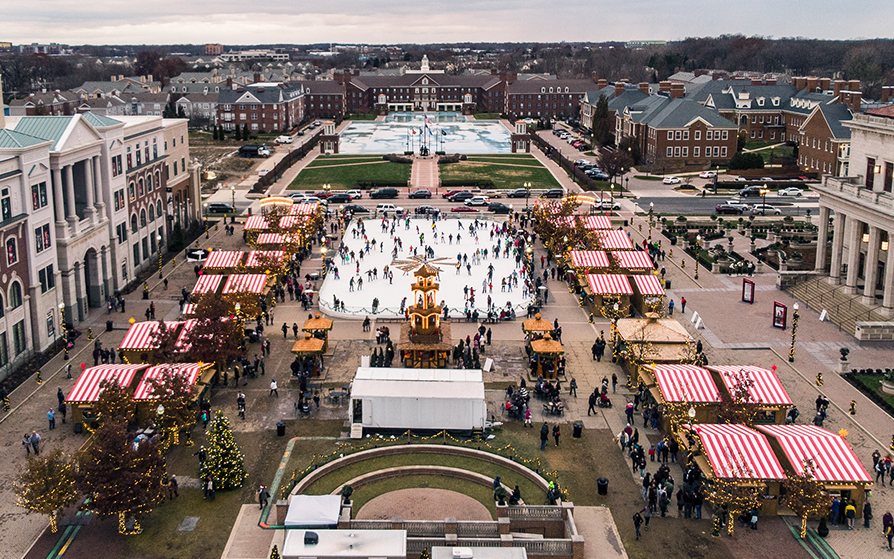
[
  {"left": 93, "top": 379, "right": 135, "bottom": 428},
  {"left": 716, "top": 369, "right": 762, "bottom": 426},
  {"left": 78, "top": 419, "right": 166, "bottom": 534},
  {"left": 419, "top": 548, "right": 431, "bottom": 559},
  {"left": 704, "top": 464, "right": 763, "bottom": 537},
  {"left": 147, "top": 321, "right": 186, "bottom": 364},
  {"left": 181, "top": 297, "right": 245, "bottom": 368},
  {"left": 269, "top": 545, "right": 281, "bottom": 559},
  {"left": 199, "top": 411, "right": 247, "bottom": 490},
  {"left": 781, "top": 460, "right": 829, "bottom": 539},
  {"left": 146, "top": 366, "right": 197, "bottom": 448},
  {"left": 14, "top": 449, "right": 79, "bottom": 533}
]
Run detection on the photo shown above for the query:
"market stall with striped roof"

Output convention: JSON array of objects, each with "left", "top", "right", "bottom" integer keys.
[
  {"left": 222, "top": 274, "right": 268, "bottom": 295},
  {"left": 640, "top": 364, "right": 721, "bottom": 426},
  {"left": 596, "top": 230, "right": 634, "bottom": 251},
  {"left": 192, "top": 274, "right": 224, "bottom": 295},
  {"left": 244, "top": 250, "right": 286, "bottom": 273},
  {"left": 118, "top": 321, "right": 184, "bottom": 362},
  {"left": 585, "top": 273, "right": 633, "bottom": 311},
  {"left": 132, "top": 363, "right": 210, "bottom": 401},
  {"left": 203, "top": 250, "right": 244, "bottom": 271},
  {"left": 612, "top": 250, "right": 655, "bottom": 271},
  {"left": 707, "top": 366, "right": 792, "bottom": 424},
  {"left": 569, "top": 251, "right": 609, "bottom": 270},
  {"left": 757, "top": 424, "right": 872, "bottom": 517},
  {"left": 630, "top": 274, "right": 665, "bottom": 315},
  {"left": 65, "top": 364, "right": 149, "bottom": 430},
  {"left": 243, "top": 215, "right": 270, "bottom": 230},
  {"left": 255, "top": 233, "right": 300, "bottom": 247}
]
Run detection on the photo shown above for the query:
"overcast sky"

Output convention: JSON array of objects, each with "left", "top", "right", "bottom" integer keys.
[{"left": 8, "top": 1, "right": 893, "bottom": 45}]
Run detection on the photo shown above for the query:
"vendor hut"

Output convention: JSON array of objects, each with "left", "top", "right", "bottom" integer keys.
[
  {"left": 680, "top": 423, "right": 787, "bottom": 515},
  {"left": 596, "top": 230, "right": 634, "bottom": 251},
  {"left": 65, "top": 364, "right": 149, "bottom": 432},
  {"left": 567, "top": 251, "right": 609, "bottom": 294},
  {"left": 291, "top": 333, "right": 326, "bottom": 376},
  {"left": 586, "top": 273, "right": 633, "bottom": 312},
  {"left": 630, "top": 275, "right": 665, "bottom": 315},
  {"left": 131, "top": 362, "right": 212, "bottom": 424},
  {"left": 303, "top": 312, "right": 334, "bottom": 352},
  {"left": 707, "top": 366, "right": 793, "bottom": 424},
  {"left": 202, "top": 250, "right": 244, "bottom": 273},
  {"left": 118, "top": 320, "right": 184, "bottom": 363},
  {"left": 611, "top": 250, "right": 655, "bottom": 272},
  {"left": 616, "top": 312, "right": 694, "bottom": 367},
  {"left": 757, "top": 425, "right": 872, "bottom": 518},
  {"left": 244, "top": 250, "right": 286, "bottom": 274},
  {"left": 640, "top": 364, "right": 722, "bottom": 429},
  {"left": 528, "top": 333, "right": 564, "bottom": 379}
]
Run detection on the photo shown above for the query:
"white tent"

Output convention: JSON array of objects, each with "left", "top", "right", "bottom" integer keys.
[
  {"left": 349, "top": 367, "right": 486, "bottom": 432},
  {"left": 282, "top": 529, "right": 407, "bottom": 559},
  {"left": 284, "top": 495, "right": 343, "bottom": 527}
]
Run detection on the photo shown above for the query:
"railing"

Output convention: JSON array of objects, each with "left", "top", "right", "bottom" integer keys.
[
  {"left": 407, "top": 539, "right": 450, "bottom": 554},
  {"left": 789, "top": 276, "right": 889, "bottom": 333},
  {"left": 507, "top": 505, "right": 565, "bottom": 520},
  {"left": 458, "top": 538, "right": 502, "bottom": 547},
  {"left": 349, "top": 520, "right": 391, "bottom": 529},
  {"left": 405, "top": 521, "right": 446, "bottom": 536},
  {"left": 456, "top": 522, "right": 500, "bottom": 537},
  {"left": 513, "top": 539, "right": 574, "bottom": 555}
]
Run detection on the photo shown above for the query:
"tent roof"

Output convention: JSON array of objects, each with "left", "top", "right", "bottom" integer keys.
[
  {"left": 352, "top": 367, "right": 484, "bottom": 400},
  {"left": 284, "top": 495, "right": 342, "bottom": 526},
  {"left": 283, "top": 529, "right": 406, "bottom": 558}
]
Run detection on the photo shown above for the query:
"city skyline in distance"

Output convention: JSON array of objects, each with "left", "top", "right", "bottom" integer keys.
[{"left": 7, "top": 0, "right": 894, "bottom": 46}]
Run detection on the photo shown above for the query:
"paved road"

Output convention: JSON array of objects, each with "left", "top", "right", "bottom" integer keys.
[{"left": 636, "top": 195, "right": 819, "bottom": 216}]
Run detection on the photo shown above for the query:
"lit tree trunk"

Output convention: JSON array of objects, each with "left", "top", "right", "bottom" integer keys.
[
  {"left": 50, "top": 513, "right": 58, "bottom": 533},
  {"left": 800, "top": 516, "right": 808, "bottom": 539},
  {"left": 727, "top": 515, "right": 735, "bottom": 536}
]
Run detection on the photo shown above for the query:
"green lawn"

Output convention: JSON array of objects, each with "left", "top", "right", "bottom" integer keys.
[
  {"left": 850, "top": 374, "right": 894, "bottom": 408},
  {"left": 288, "top": 161, "right": 411, "bottom": 189},
  {"left": 439, "top": 161, "right": 560, "bottom": 189},
  {"left": 473, "top": 113, "right": 502, "bottom": 120},
  {"left": 466, "top": 155, "right": 537, "bottom": 164},
  {"left": 345, "top": 113, "right": 380, "bottom": 121},
  {"left": 307, "top": 156, "right": 384, "bottom": 167}
]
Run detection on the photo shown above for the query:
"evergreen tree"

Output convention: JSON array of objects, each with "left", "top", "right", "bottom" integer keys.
[
  {"left": 590, "top": 94, "right": 611, "bottom": 147},
  {"left": 234, "top": 125, "right": 242, "bottom": 141},
  {"left": 14, "top": 449, "right": 79, "bottom": 533},
  {"left": 420, "top": 547, "right": 431, "bottom": 559},
  {"left": 78, "top": 420, "right": 166, "bottom": 534},
  {"left": 199, "top": 411, "right": 247, "bottom": 490},
  {"left": 270, "top": 545, "right": 281, "bottom": 559},
  {"left": 93, "top": 379, "right": 135, "bottom": 428},
  {"left": 212, "top": 127, "right": 219, "bottom": 141},
  {"left": 242, "top": 123, "right": 250, "bottom": 140}
]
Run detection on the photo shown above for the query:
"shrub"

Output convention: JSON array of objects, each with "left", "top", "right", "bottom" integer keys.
[
  {"left": 383, "top": 154, "right": 413, "bottom": 164},
  {"left": 438, "top": 154, "right": 461, "bottom": 164},
  {"left": 728, "top": 152, "right": 765, "bottom": 170}
]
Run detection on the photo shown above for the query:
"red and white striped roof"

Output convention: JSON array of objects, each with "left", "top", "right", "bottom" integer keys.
[
  {"left": 65, "top": 364, "right": 149, "bottom": 403},
  {"left": 612, "top": 250, "right": 654, "bottom": 270},
  {"left": 244, "top": 215, "right": 270, "bottom": 230},
  {"left": 632, "top": 275, "right": 665, "bottom": 296},
  {"left": 707, "top": 366, "right": 793, "bottom": 406},
  {"left": 757, "top": 425, "right": 872, "bottom": 483},
  {"left": 119, "top": 321, "right": 183, "bottom": 350},
  {"left": 580, "top": 215, "right": 613, "bottom": 230},
  {"left": 175, "top": 319, "right": 198, "bottom": 351},
  {"left": 193, "top": 274, "right": 223, "bottom": 295},
  {"left": 132, "top": 363, "right": 205, "bottom": 400},
  {"left": 596, "top": 230, "right": 634, "bottom": 250},
  {"left": 289, "top": 203, "right": 318, "bottom": 215},
  {"left": 204, "top": 250, "right": 244, "bottom": 269},
  {"left": 256, "top": 233, "right": 300, "bottom": 245},
  {"left": 569, "top": 251, "right": 609, "bottom": 269},
  {"left": 687, "top": 424, "right": 786, "bottom": 480},
  {"left": 648, "top": 364, "right": 722, "bottom": 403},
  {"left": 586, "top": 274, "right": 633, "bottom": 295},
  {"left": 181, "top": 303, "right": 196, "bottom": 316},
  {"left": 245, "top": 251, "right": 285, "bottom": 268},
  {"left": 223, "top": 274, "right": 268, "bottom": 294},
  {"left": 279, "top": 215, "right": 309, "bottom": 229}
]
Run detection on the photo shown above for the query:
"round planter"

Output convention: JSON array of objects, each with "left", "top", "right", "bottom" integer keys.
[{"left": 881, "top": 380, "right": 894, "bottom": 395}]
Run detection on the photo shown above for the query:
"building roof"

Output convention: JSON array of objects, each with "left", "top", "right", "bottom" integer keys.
[
  {"left": 132, "top": 363, "right": 207, "bottom": 400},
  {"left": 291, "top": 333, "right": 325, "bottom": 354},
  {"left": 865, "top": 105, "right": 894, "bottom": 119},
  {"left": 616, "top": 316, "right": 692, "bottom": 344},
  {"left": 65, "top": 364, "right": 150, "bottom": 403},
  {"left": 351, "top": 367, "right": 484, "bottom": 400},
  {"left": 0, "top": 128, "right": 50, "bottom": 149},
  {"left": 12, "top": 116, "right": 82, "bottom": 151},
  {"left": 756, "top": 425, "right": 872, "bottom": 483},
  {"left": 685, "top": 424, "right": 786, "bottom": 480},
  {"left": 648, "top": 364, "right": 722, "bottom": 403},
  {"left": 706, "top": 365, "right": 792, "bottom": 406},
  {"left": 586, "top": 273, "right": 633, "bottom": 295},
  {"left": 81, "top": 111, "right": 123, "bottom": 128},
  {"left": 643, "top": 98, "right": 738, "bottom": 129},
  {"left": 219, "top": 84, "right": 299, "bottom": 105},
  {"left": 816, "top": 103, "right": 853, "bottom": 139}
]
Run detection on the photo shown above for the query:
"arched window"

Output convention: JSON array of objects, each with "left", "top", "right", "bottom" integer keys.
[
  {"left": 140, "top": 209, "right": 147, "bottom": 227},
  {"left": 155, "top": 170, "right": 161, "bottom": 189},
  {"left": 10, "top": 281, "right": 22, "bottom": 310},
  {"left": 147, "top": 174, "right": 152, "bottom": 192},
  {"left": 138, "top": 178, "right": 144, "bottom": 197},
  {"left": 148, "top": 204, "right": 155, "bottom": 221},
  {"left": 129, "top": 182, "right": 135, "bottom": 200},
  {"left": 131, "top": 214, "right": 138, "bottom": 233},
  {"left": 157, "top": 200, "right": 163, "bottom": 220},
  {"left": 0, "top": 292, "right": 4, "bottom": 317}
]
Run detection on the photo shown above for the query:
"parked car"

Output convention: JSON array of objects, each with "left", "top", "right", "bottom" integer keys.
[
  {"left": 466, "top": 196, "right": 490, "bottom": 206},
  {"left": 715, "top": 204, "right": 746, "bottom": 215},
  {"left": 542, "top": 188, "right": 565, "bottom": 199},
  {"left": 594, "top": 200, "right": 621, "bottom": 211},
  {"left": 449, "top": 191, "right": 475, "bottom": 203},
  {"left": 451, "top": 206, "right": 479, "bottom": 213},
  {"left": 375, "top": 203, "right": 404, "bottom": 216},
  {"left": 488, "top": 202, "right": 511, "bottom": 214},
  {"left": 343, "top": 204, "right": 369, "bottom": 214},
  {"left": 258, "top": 169, "right": 269, "bottom": 177},
  {"left": 287, "top": 192, "right": 308, "bottom": 201},
  {"left": 699, "top": 171, "right": 717, "bottom": 179},
  {"left": 296, "top": 130, "right": 305, "bottom": 136},
  {"left": 207, "top": 202, "right": 234, "bottom": 214},
  {"left": 735, "top": 177, "right": 749, "bottom": 182},
  {"left": 760, "top": 177, "right": 775, "bottom": 182},
  {"left": 346, "top": 190, "right": 363, "bottom": 199},
  {"left": 506, "top": 188, "right": 530, "bottom": 198},
  {"left": 409, "top": 189, "right": 432, "bottom": 199},
  {"left": 275, "top": 135, "right": 293, "bottom": 144},
  {"left": 415, "top": 205, "right": 441, "bottom": 215},
  {"left": 751, "top": 204, "right": 782, "bottom": 215},
  {"left": 328, "top": 193, "right": 353, "bottom": 203},
  {"left": 738, "top": 186, "right": 764, "bottom": 197},
  {"left": 662, "top": 176, "right": 682, "bottom": 185},
  {"left": 778, "top": 187, "right": 804, "bottom": 196},
  {"left": 238, "top": 144, "right": 271, "bottom": 158},
  {"left": 442, "top": 189, "right": 468, "bottom": 199},
  {"left": 370, "top": 188, "right": 399, "bottom": 199}
]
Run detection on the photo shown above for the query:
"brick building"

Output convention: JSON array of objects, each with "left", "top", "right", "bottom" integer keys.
[
  {"left": 205, "top": 44, "right": 224, "bottom": 56},
  {"left": 217, "top": 83, "right": 304, "bottom": 133},
  {"left": 504, "top": 79, "right": 595, "bottom": 120}
]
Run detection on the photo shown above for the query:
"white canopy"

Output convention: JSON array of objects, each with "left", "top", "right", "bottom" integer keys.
[
  {"left": 284, "top": 495, "right": 342, "bottom": 527},
  {"left": 352, "top": 367, "right": 484, "bottom": 400},
  {"left": 283, "top": 529, "right": 407, "bottom": 559}
]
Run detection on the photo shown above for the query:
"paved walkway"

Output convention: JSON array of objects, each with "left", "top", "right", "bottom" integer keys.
[{"left": 410, "top": 157, "right": 438, "bottom": 190}]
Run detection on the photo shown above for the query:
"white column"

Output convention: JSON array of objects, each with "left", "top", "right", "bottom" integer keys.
[
  {"left": 845, "top": 218, "right": 863, "bottom": 292},
  {"left": 64, "top": 164, "right": 78, "bottom": 235},
  {"left": 815, "top": 206, "right": 830, "bottom": 272},
  {"left": 93, "top": 156, "right": 106, "bottom": 212},
  {"left": 83, "top": 159, "right": 96, "bottom": 222},
  {"left": 864, "top": 226, "right": 882, "bottom": 303},
  {"left": 51, "top": 168, "right": 65, "bottom": 223},
  {"left": 883, "top": 234, "right": 894, "bottom": 309},
  {"left": 830, "top": 212, "right": 845, "bottom": 283}
]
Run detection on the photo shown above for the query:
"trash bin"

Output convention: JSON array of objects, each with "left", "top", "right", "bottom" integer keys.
[
  {"left": 664, "top": 280, "right": 671, "bottom": 289},
  {"left": 74, "top": 423, "right": 83, "bottom": 434},
  {"left": 276, "top": 421, "right": 286, "bottom": 437},
  {"left": 670, "top": 237, "right": 677, "bottom": 246},
  {"left": 573, "top": 423, "right": 583, "bottom": 438},
  {"left": 597, "top": 478, "right": 609, "bottom": 495},
  {"left": 142, "top": 289, "right": 149, "bottom": 300},
  {"left": 623, "top": 220, "right": 629, "bottom": 227},
  {"left": 106, "top": 320, "right": 114, "bottom": 332}
]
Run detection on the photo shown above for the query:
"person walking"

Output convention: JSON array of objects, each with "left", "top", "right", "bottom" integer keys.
[
  {"left": 588, "top": 391, "right": 597, "bottom": 416},
  {"left": 668, "top": 299, "right": 675, "bottom": 315},
  {"left": 633, "top": 511, "right": 643, "bottom": 541},
  {"left": 22, "top": 433, "right": 31, "bottom": 456},
  {"left": 884, "top": 511, "right": 894, "bottom": 550},
  {"left": 552, "top": 424, "right": 561, "bottom": 447},
  {"left": 540, "top": 422, "right": 549, "bottom": 451},
  {"left": 845, "top": 500, "right": 856, "bottom": 529},
  {"left": 204, "top": 476, "right": 215, "bottom": 500},
  {"left": 524, "top": 407, "right": 532, "bottom": 427},
  {"left": 680, "top": 297, "right": 687, "bottom": 314},
  {"left": 258, "top": 485, "right": 270, "bottom": 510},
  {"left": 29, "top": 431, "right": 41, "bottom": 455},
  {"left": 168, "top": 475, "right": 179, "bottom": 499},
  {"left": 642, "top": 506, "right": 651, "bottom": 531},
  {"left": 612, "top": 373, "right": 618, "bottom": 394},
  {"left": 569, "top": 377, "right": 577, "bottom": 398},
  {"left": 864, "top": 501, "right": 873, "bottom": 529},
  {"left": 269, "top": 379, "right": 279, "bottom": 397},
  {"left": 47, "top": 409, "right": 55, "bottom": 430},
  {"left": 282, "top": 323, "right": 288, "bottom": 339}
]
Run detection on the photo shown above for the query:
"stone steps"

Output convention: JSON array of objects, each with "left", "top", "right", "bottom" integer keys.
[{"left": 788, "top": 278, "right": 891, "bottom": 336}]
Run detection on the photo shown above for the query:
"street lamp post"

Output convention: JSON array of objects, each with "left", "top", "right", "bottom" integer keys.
[
  {"left": 157, "top": 234, "right": 163, "bottom": 279},
  {"left": 59, "top": 302, "right": 68, "bottom": 360},
  {"left": 203, "top": 203, "right": 209, "bottom": 239},
  {"left": 321, "top": 247, "right": 328, "bottom": 278},
  {"left": 624, "top": 176, "right": 629, "bottom": 198},
  {"left": 648, "top": 202, "right": 654, "bottom": 242},
  {"left": 610, "top": 182, "right": 614, "bottom": 212},
  {"left": 694, "top": 235, "right": 701, "bottom": 281},
  {"left": 524, "top": 181, "right": 531, "bottom": 211},
  {"left": 230, "top": 185, "right": 236, "bottom": 221},
  {"left": 789, "top": 303, "right": 800, "bottom": 362},
  {"left": 611, "top": 302, "right": 620, "bottom": 363}
]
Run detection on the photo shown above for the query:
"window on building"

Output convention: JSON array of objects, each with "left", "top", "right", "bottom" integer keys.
[
  {"left": 147, "top": 174, "right": 153, "bottom": 192},
  {"left": 721, "top": 147, "right": 727, "bottom": 157},
  {"left": 129, "top": 182, "right": 135, "bottom": 201},
  {"left": 694, "top": 146, "right": 700, "bottom": 157},
  {"left": 12, "top": 320, "right": 25, "bottom": 356},
  {"left": 136, "top": 149, "right": 142, "bottom": 166},
  {"left": 35, "top": 224, "right": 50, "bottom": 253},
  {"left": 682, "top": 147, "right": 688, "bottom": 157},
  {"left": 115, "top": 190, "right": 125, "bottom": 211},
  {"left": 666, "top": 147, "right": 672, "bottom": 157},
  {"left": 133, "top": 242, "right": 141, "bottom": 263},
  {"left": 116, "top": 222, "right": 127, "bottom": 244},
  {"left": 46, "top": 311, "right": 54, "bottom": 338},
  {"left": 0, "top": 188, "right": 10, "bottom": 221},
  {"left": 694, "top": 130, "right": 701, "bottom": 141},
  {"left": 674, "top": 147, "right": 681, "bottom": 157},
  {"left": 722, "top": 131, "right": 728, "bottom": 140},
  {"left": 706, "top": 130, "right": 713, "bottom": 140},
  {"left": 10, "top": 282, "right": 22, "bottom": 309},
  {"left": 112, "top": 154, "right": 122, "bottom": 177},
  {"left": 867, "top": 158, "right": 876, "bottom": 190},
  {"left": 181, "top": 158, "right": 186, "bottom": 173},
  {"left": 38, "top": 264, "right": 54, "bottom": 293},
  {"left": 0, "top": 332, "right": 7, "bottom": 366},
  {"left": 173, "top": 162, "right": 178, "bottom": 176},
  {"left": 142, "top": 238, "right": 149, "bottom": 261},
  {"left": 32, "top": 182, "right": 48, "bottom": 210},
  {"left": 157, "top": 201, "right": 163, "bottom": 219},
  {"left": 758, "top": 131, "right": 763, "bottom": 139},
  {"left": 885, "top": 162, "right": 893, "bottom": 193},
  {"left": 140, "top": 209, "right": 147, "bottom": 227},
  {"left": 6, "top": 238, "right": 16, "bottom": 265},
  {"left": 131, "top": 214, "right": 138, "bottom": 233},
  {"left": 714, "top": 146, "right": 720, "bottom": 157},
  {"left": 148, "top": 204, "right": 155, "bottom": 222},
  {"left": 675, "top": 131, "right": 682, "bottom": 140},
  {"left": 667, "top": 131, "right": 673, "bottom": 140}
]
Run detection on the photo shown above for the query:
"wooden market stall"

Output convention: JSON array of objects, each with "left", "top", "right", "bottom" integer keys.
[
  {"left": 303, "top": 312, "right": 334, "bottom": 352},
  {"left": 680, "top": 423, "right": 787, "bottom": 516},
  {"left": 118, "top": 321, "right": 185, "bottom": 363},
  {"left": 639, "top": 364, "right": 722, "bottom": 429},
  {"left": 707, "top": 366, "right": 793, "bottom": 424},
  {"left": 630, "top": 274, "right": 665, "bottom": 315},
  {"left": 615, "top": 313, "right": 694, "bottom": 367},
  {"left": 585, "top": 273, "right": 633, "bottom": 312},
  {"left": 522, "top": 313, "right": 555, "bottom": 337},
  {"left": 65, "top": 364, "right": 149, "bottom": 432},
  {"left": 291, "top": 333, "right": 326, "bottom": 376},
  {"left": 596, "top": 230, "right": 635, "bottom": 251},
  {"left": 255, "top": 232, "right": 301, "bottom": 248},
  {"left": 528, "top": 333, "right": 564, "bottom": 379},
  {"left": 757, "top": 425, "right": 873, "bottom": 518},
  {"left": 131, "top": 362, "right": 212, "bottom": 423},
  {"left": 244, "top": 250, "right": 286, "bottom": 273},
  {"left": 611, "top": 250, "right": 655, "bottom": 272},
  {"left": 192, "top": 274, "right": 270, "bottom": 317},
  {"left": 202, "top": 250, "right": 244, "bottom": 273},
  {"left": 398, "top": 263, "right": 452, "bottom": 369}
]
